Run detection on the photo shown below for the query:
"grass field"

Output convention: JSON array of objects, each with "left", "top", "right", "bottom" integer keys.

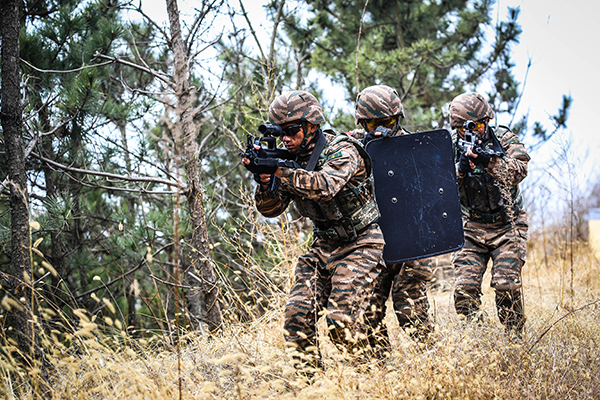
[{"left": 2, "top": 234, "right": 599, "bottom": 399}]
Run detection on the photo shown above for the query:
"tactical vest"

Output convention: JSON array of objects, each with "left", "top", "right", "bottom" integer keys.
[
  {"left": 293, "top": 132, "right": 381, "bottom": 242},
  {"left": 454, "top": 127, "right": 524, "bottom": 223}
]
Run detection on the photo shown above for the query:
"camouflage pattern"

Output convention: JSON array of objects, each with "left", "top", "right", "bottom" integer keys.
[
  {"left": 254, "top": 127, "right": 385, "bottom": 361},
  {"left": 355, "top": 85, "right": 404, "bottom": 124},
  {"left": 451, "top": 120, "right": 530, "bottom": 333},
  {"left": 293, "top": 133, "right": 380, "bottom": 242},
  {"left": 283, "top": 224, "right": 384, "bottom": 361},
  {"left": 268, "top": 90, "right": 325, "bottom": 126},
  {"left": 448, "top": 92, "right": 495, "bottom": 128},
  {"left": 256, "top": 131, "right": 380, "bottom": 241},
  {"left": 349, "top": 126, "right": 434, "bottom": 346},
  {"left": 452, "top": 212, "right": 528, "bottom": 331},
  {"left": 453, "top": 127, "right": 530, "bottom": 222},
  {"left": 367, "top": 258, "right": 433, "bottom": 348}
]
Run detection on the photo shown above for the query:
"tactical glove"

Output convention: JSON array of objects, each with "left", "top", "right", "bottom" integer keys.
[
  {"left": 247, "top": 157, "right": 301, "bottom": 175},
  {"left": 471, "top": 149, "right": 491, "bottom": 167},
  {"left": 253, "top": 173, "right": 270, "bottom": 184},
  {"left": 457, "top": 152, "right": 473, "bottom": 174},
  {"left": 362, "top": 126, "right": 393, "bottom": 146},
  {"left": 243, "top": 159, "right": 277, "bottom": 175}
]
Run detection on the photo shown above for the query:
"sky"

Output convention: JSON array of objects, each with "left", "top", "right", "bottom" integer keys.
[
  {"left": 135, "top": 0, "right": 599, "bottom": 223},
  {"left": 495, "top": 0, "right": 600, "bottom": 222}
]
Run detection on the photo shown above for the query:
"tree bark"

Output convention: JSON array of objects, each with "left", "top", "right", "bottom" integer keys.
[
  {"left": 1, "top": 0, "right": 50, "bottom": 390},
  {"left": 165, "top": 0, "right": 223, "bottom": 332}
]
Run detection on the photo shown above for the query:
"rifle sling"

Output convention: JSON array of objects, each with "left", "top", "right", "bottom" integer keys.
[{"left": 305, "top": 130, "right": 326, "bottom": 172}]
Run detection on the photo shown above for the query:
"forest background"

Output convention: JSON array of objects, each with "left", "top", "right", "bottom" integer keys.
[{"left": 1, "top": 0, "right": 599, "bottom": 398}]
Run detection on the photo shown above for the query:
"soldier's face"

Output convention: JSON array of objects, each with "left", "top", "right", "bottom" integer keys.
[
  {"left": 280, "top": 121, "right": 312, "bottom": 152},
  {"left": 363, "top": 117, "right": 397, "bottom": 132},
  {"left": 457, "top": 119, "right": 488, "bottom": 139}
]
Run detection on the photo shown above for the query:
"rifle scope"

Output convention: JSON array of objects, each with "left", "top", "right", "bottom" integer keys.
[{"left": 258, "top": 124, "right": 283, "bottom": 137}]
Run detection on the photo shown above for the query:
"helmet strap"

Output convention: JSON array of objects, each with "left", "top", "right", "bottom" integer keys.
[{"left": 391, "top": 117, "right": 401, "bottom": 135}]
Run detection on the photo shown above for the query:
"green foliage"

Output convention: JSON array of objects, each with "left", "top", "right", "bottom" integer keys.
[{"left": 289, "top": 0, "right": 522, "bottom": 130}]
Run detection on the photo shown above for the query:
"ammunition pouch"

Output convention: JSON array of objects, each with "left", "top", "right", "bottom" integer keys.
[{"left": 312, "top": 194, "right": 380, "bottom": 242}]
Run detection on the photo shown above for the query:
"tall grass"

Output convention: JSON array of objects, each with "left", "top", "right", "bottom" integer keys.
[{"left": 2, "top": 216, "right": 599, "bottom": 399}]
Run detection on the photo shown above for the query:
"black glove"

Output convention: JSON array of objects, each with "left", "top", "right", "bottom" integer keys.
[
  {"left": 457, "top": 152, "right": 473, "bottom": 174},
  {"left": 362, "top": 126, "right": 392, "bottom": 146},
  {"left": 471, "top": 149, "right": 491, "bottom": 167},
  {"left": 253, "top": 173, "right": 270, "bottom": 184},
  {"left": 248, "top": 157, "right": 301, "bottom": 174},
  {"left": 243, "top": 159, "right": 277, "bottom": 175}
]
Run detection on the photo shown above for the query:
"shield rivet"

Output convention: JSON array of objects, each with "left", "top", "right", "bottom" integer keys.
[
  {"left": 391, "top": 197, "right": 398, "bottom": 203},
  {"left": 442, "top": 212, "right": 448, "bottom": 218},
  {"left": 439, "top": 188, "right": 444, "bottom": 194},
  {"left": 388, "top": 170, "right": 394, "bottom": 177}
]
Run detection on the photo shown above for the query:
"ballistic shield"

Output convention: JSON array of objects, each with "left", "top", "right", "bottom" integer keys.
[{"left": 365, "top": 129, "right": 464, "bottom": 263}]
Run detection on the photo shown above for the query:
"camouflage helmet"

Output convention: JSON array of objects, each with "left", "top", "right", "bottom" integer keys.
[
  {"left": 268, "top": 91, "right": 325, "bottom": 126},
  {"left": 448, "top": 92, "right": 495, "bottom": 128},
  {"left": 355, "top": 85, "right": 404, "bottom": 124}
]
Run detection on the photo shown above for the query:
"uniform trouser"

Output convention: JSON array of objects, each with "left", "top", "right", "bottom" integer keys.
[
  {"left": 367, "top": 258, "right": 433, "bottom": 350},
  {"left": 283, "top": 224, "right": 384, "bottom": 365},
  {"left": 452, "top": 213, "right": 528, "bottom": 332}
]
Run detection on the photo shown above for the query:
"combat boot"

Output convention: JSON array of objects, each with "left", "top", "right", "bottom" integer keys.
[
  {"left": 495, "top": 289, "right": 525, "bottom": 338},
  {"left": 454, "top": 287, "right": 484, "bottom": 323}
]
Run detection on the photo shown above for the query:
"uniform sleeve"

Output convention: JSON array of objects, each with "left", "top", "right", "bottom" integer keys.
[
  {"left": 485, "top": 131, "right": 530, "bottom": 185},
  {"left": 254, "top": 180, "right": 292, "bottom": 218},
  {"left": 277, "top": 141, "right": 360, "bottom": 203}
]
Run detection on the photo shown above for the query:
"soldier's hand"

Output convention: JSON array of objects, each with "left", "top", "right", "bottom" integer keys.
[
  {"left": 470, "top": 149, "right": 491, "bottom": 167},
  {"left": 362, "top": 126, "right": 392, "bottom": 146},
  {"left": 253, "top": 173, "right": 271, "bottom": 185},
  {"left": 457, "top": 152, "right": 474, "bottom": 174}
]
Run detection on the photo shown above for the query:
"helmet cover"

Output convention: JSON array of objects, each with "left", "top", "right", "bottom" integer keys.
[
  {"left": 448, "top": 92, "right": 495, "bottom": 128},
  {"left": 268, "top": 91, "right": 325, "bottom": 126},
  {"left": 355, "top": 85, "right": 404, "bottom": 124}
]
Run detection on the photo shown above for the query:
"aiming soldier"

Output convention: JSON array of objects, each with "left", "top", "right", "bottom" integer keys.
[
  {"left": 449, "top": 92, "right": 530, "bottom": 335},
  {"left": 351, "top": 85, "right": 434, "bottom": 346},
  {"left": 241, "top": 90, "right": 385, "bottom": 369}
]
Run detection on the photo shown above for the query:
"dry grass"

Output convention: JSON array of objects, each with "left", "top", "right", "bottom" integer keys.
[{"left": 2, "top": 232, "right": 600, "bottom": 399}]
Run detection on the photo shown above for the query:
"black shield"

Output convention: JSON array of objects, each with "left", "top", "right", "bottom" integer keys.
[{"left": 365, "top": 129, "right": 464, "bottom": 263}]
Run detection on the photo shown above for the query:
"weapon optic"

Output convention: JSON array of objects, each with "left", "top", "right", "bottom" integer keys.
[
  {"left": 457, "top": 120, "right": 503, "bottom": 158},
  {"left": 238, "top": 124, "right": 299, "bottom": 174}
]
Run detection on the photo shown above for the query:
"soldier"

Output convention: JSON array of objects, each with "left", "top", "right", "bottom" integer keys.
[
  {"left": 448, "top": 92, "right": 530, "bottom": 335},
  {"left": 242, "top": 90, "right": 385, "bottom": 369},
  {"left": 351, "top": 85, "right": 434, "bottom": 347}
]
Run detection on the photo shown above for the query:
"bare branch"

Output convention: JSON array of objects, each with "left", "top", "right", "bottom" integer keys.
[
  {"left": 31, "top": 151, "right": 183, "bottom": 189},
  {"left": 355, "top": 0, "right": 370, "bottom": 93},
  {"left": 93, "top": 52, "right": 175, "bottom": 89},
  {"left": 239, "top": 0, "right": 266, "bottom": 61},
  {"left": 75, "top": 243, "right": 174, "bottom": 299},
  {"left": 20, "top": 58, "right": 114, "bottom": 74}
]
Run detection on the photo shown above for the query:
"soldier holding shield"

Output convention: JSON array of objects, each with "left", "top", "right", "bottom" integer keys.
[{"left": 351, "top": 85, "right": 435, "bottom": 347}]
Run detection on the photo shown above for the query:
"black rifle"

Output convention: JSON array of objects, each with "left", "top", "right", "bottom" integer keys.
[
  {"left": 457, "top": 120, "right": 504, "bottom": 158},
  {"left": 238, "top": 124, "right": 299, "bottom": 174}
]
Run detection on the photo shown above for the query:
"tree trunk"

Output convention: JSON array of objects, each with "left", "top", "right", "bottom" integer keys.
[
  {"left": 165, "top": 0, "right": 223, "bottom": 332},
  {"left": 1, "top": 0, "right": 50, "bottom": 390}
]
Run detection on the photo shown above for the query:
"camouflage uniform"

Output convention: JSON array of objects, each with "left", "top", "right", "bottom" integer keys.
[
  {"left": 351, "top": 85, "right": 434, "bottom": 347},
  {"left": 351, "top": 127, "right": 434, "bottom": 346},
  {"left": 449, "top": 92, "right": 530, "bottom": 333},
  {"left": 254, "top": 91, "right": 385, "bottom": 365}
]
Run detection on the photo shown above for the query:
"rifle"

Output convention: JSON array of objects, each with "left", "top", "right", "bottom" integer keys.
[
  {"left": 457, "top": 120, "right": 504, "bottom": 158},
  {"left": 238, "top": 124, "right": 299, "bottom": 175}
]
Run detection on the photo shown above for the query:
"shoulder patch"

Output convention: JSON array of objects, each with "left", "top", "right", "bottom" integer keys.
[{"left": 328, "top": 150, "right": 343, "bottom": 160}]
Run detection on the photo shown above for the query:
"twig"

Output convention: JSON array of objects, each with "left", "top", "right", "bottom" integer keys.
[
  {"left": 355, "top": 0, "right": 370, "bottom": 94},
  {"left": 31, "top": 151, "right": 183, "bottom": 189},
  {"left": 527, "top": 298, "right": 600, "bottom": 353}
]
